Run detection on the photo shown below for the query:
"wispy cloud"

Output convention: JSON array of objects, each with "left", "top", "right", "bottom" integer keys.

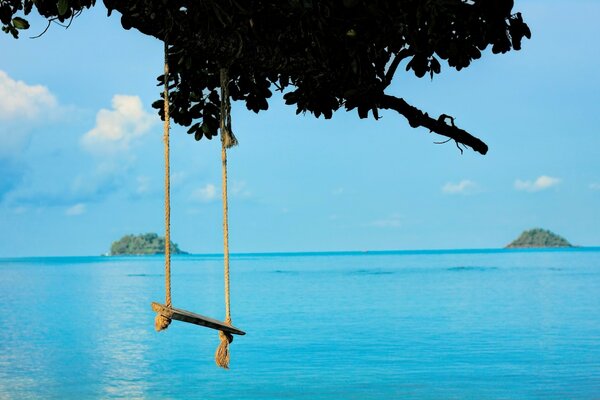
[
  {"left": 172, "top": 171, "right": 187, "bottom": 187},
  {"left": 590, "top": 182, "right": 600, "bottom": 191},
  {"left": 65, "top": 203, "right": 86, "bottom": 216},
  {"left": 0, "top": 159, "right": 24, "bottom": 201},
  {"left": 189, "top": 181, "right": 251, "bottom": 203},
  {"left": 370, "top": 214, "right": 402, "bottom": 228},
  {"left": 442, "top": 180, "right": 476, "bottom": 194},
  {"left": 191, "top": 184, "right": 218, "bottom": 202},
  {"left": 515, "top": 175, "right": 561, "bottom": 192},
  {"left": 81, "top": 95, "right": 156, "bottom": 155},
  {"left": 9, "top": 175, "right": 119, "bottom": 207},
  {"left": 135, "top": 175, "right": 151, "bottom": 195},
  {"left": 68, "top": 162, "right": 126, "bottom": 202},
  {"left": 230, "top": 181, "right": 251, "bottom": 198},
  {"left": 332, "top": 187, "right": 345, "bottom": 196},
  {"left": 13, "top": 206, "right": 27, "bottom": 214}
]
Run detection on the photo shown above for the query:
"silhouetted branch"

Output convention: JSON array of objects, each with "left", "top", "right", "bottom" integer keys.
[
  {"left": 379, "top": 95, "right": 488, "bottom": 155},
  {"left": 384, "top": 50, "right": 410, "bottom": 87}
]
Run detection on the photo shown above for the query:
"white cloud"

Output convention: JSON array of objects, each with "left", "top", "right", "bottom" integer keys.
[
  {"left": 0, "top": 71, "right": 59, "bottom": 158},
  {"left": 0, "top": 71, "right": 57, "bottom": 121},
  {"left": 370, "top": 214, "right": 402, "bottom": 228},
  {"left": 515, "top": 175, "right": 561, "bottom": 192},
  {"left": 81, "top": 95, "right": 156, "bottom": 155},
  {"left": 590, "top": 183, "right": 600, "bottom": 191},
  {"left": 65, "top": 203, "right": 86, "bottom": 216},
  {"left": 191, "top": 184, "right": 218, "bottom": 202},
  {"left": 442, "top": 180, "right": 476, "bottom": 194}
]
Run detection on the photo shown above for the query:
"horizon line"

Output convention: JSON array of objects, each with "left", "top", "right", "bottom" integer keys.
[{"left": 2, "top": 246, "right": 600, "bottom": 260}]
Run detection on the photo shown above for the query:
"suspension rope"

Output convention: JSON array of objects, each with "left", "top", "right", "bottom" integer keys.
[
  {"left": 215, "top": 67, "right": 238, "bottom": 368},
  {"left": 155, "top": 39, "right": 172, "bottom": 332}
]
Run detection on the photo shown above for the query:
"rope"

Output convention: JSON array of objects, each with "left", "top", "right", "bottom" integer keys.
[
  {"left": 220, "top": 67, "right": 238, "bottom": 149},
  {"left": 215, "top": 68, "right": 236, "bottom": 368},
  {"left": 155, "top": 40, "right": 172, "bottom": 332}
]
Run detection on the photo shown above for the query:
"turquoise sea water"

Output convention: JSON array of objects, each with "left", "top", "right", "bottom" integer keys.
[{"left": 0, "top": 248, "right": 599, "bottom": 399}]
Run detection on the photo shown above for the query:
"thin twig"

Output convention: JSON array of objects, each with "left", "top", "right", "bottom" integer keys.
[
  {"left": 434, "top": 138, "right": 452, "bottom": 145},
  {"left": 29, "top": 20, "right": 52, "bottom": 39}
]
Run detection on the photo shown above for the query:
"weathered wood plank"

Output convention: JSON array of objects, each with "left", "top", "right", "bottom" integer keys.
[{"left": 151, "top": 302, "right": 246, "bottom": 335}]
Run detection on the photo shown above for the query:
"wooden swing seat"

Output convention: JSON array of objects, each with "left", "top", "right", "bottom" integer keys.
[{"left": 151, "top": 302, "right": 245, "bottom": 335}]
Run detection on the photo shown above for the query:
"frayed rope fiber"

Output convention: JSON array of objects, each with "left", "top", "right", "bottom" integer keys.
[
  {"left": 154, "top": 314, "right": 171, "bottom": 331},
  {"left": 215, "top": 330, "right": 234, "bottom": 369}
]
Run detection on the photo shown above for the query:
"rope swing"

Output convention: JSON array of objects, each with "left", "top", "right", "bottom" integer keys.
[{"left": 151, "top": 42, "right": 245, "bottom": 369}]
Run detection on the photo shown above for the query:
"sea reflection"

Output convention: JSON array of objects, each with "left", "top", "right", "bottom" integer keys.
[{"left": 87, "top": 259, "right": 155, "bottom": 399}]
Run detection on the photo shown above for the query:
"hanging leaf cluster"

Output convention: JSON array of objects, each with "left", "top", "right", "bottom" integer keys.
[{"left": 1, "top": 0, "right": 95, "bottom": 37}]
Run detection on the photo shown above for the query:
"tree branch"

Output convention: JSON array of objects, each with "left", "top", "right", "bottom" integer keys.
[
  {"left": 379, "top": 94, "right": 488, "bottom": 155},
  {"left": 384, "top": 49, "right": 410, "bottom": 87}
]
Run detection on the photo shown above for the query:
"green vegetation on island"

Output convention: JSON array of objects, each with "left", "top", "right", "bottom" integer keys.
[
  {"left": 110, "top": 233, "right": 187, "bottom": 255},
  {"left": 506, "top": 228, "right": 572, "bottom": 248}
]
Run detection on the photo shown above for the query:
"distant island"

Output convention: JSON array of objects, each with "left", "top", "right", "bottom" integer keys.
[
  {"left": 109, "top": 233, "right": 187, "bottom": 255},
  {"left": 506, "top": 228, "right": 573, "bottom": 248}
]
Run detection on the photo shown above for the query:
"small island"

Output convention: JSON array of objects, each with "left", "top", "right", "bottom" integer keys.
[
  {"left": 109, "top": 233, "right": 187, "bottom": 255},
  {"left": 506, "top": 228, "right": 573, "bottom": 248}
]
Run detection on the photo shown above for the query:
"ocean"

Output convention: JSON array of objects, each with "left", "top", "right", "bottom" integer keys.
[{"left": 0, "top": 248, "right": 599, "bottom": 399}]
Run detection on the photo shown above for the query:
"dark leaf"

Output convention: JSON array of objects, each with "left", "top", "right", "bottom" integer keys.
[
  {"left": 12, "top": 17, "right": 30, "bottom": 30},
  {"left": 57, "top": 0, "right": 69, "bottom": 16}
]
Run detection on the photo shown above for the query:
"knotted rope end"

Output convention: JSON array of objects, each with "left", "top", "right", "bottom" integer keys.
[
  {"left": 215, "top": 330, "right": 233, "bottom": 369},
  {"left": 154, "top": 314, "right": 171, "bottom": 331},
  {"left": 223, "top": 130, "right": 238, "bottom": 149}
]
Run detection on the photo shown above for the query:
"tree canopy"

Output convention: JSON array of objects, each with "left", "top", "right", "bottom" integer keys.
[{"left": 3, "top": 0, "right": 530, "bottom": 154}]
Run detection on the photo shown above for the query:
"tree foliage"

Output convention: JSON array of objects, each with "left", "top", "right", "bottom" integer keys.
[
  {"left": 3, "top": 0, "right": 531, "bottom": 154},
  {"left": 1, "top": 0, "right": 94, "bottom": 37},
  {"left": 110, "top": 233, "right": 186, "bottom": 255}
]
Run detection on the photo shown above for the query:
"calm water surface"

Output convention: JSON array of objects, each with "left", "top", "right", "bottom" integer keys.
[{"left": 0, "top": 249, "right": 599, "bottom": 399}]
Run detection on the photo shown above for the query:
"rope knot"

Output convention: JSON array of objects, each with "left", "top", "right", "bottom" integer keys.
[
  {"left": 154, "top": 314, "right": 171, "bottom": 331},
  {"left": 215, "top": 330, "right": 233, "bottom": 369}
]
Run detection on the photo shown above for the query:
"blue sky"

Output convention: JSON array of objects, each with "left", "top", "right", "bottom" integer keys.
[{"left": 1, "top": 0, "right": 599, "bottom": 257}]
